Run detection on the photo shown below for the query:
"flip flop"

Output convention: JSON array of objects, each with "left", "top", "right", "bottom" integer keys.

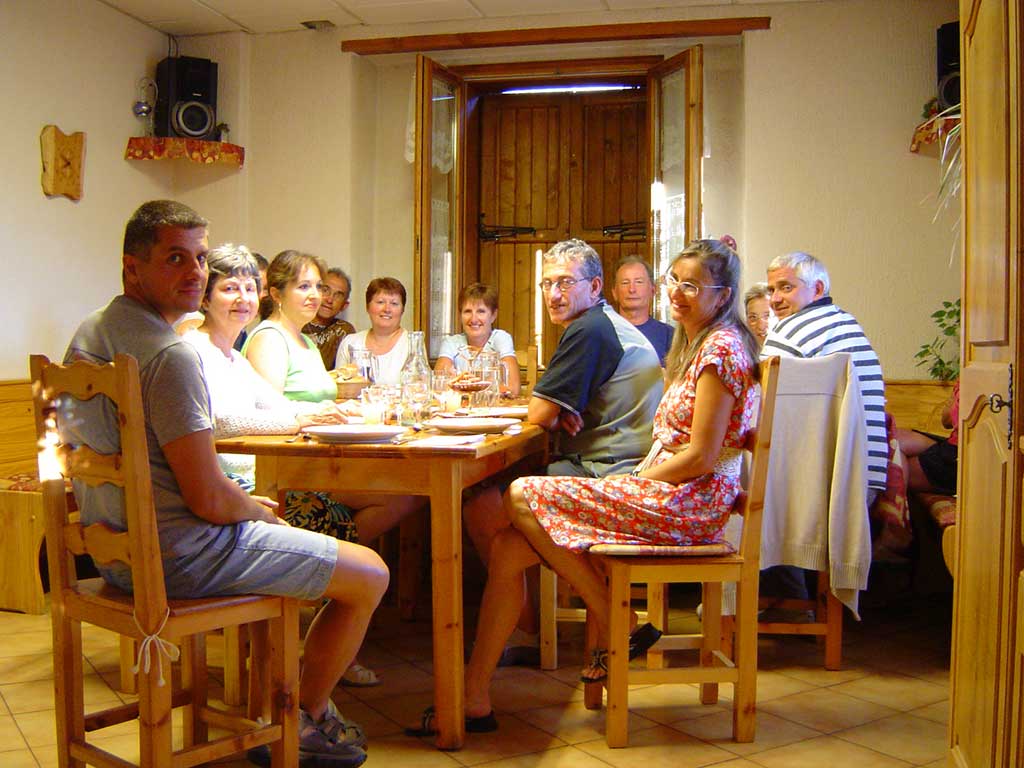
[
  {"left": 404, "top": 705, "right": 498, "bottom": 738},
  {"left": 628, "top": 622, "right": 663, "bottom": 659}
]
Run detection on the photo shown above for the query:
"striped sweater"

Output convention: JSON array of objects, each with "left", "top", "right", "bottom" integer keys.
[{"left": 762, "top": 297, "right": 887, "bottom": 491}]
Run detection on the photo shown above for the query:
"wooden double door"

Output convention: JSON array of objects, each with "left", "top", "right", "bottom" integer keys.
[
  {"left": 477, "top": 89, "right": 650, "bottom": 362},
  {"left": 413, "top": 49, "right": 703, "bottom": 361}
]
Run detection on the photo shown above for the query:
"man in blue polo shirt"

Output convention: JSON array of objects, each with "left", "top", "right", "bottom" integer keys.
[
  {"left": 530, "top": 240, "right": 664, "bottom": 476},
  {"left": 463, "top": 238, "right": 663, "bottom": 665}
]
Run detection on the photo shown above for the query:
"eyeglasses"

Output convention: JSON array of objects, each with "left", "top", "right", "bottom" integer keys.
[
  {"left": 660, "top": 273, "right": 726, "bottom": 298},
  {"left": 319, "top": 285, "right": 349, "bottom": 302},
  {"left": 538, "top": 277, "right": 583, "bottom": 293}
]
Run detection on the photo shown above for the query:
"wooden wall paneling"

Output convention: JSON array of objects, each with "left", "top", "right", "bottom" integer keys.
[{"left": 463, "top": 92, "right": 483, "bottom": 287}]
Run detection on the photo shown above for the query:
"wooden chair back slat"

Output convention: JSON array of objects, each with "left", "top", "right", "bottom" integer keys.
[
  {"left": 66, "top": 523, "right": 132, "bottom": 565},
  {"left": 30, "top": 353, "right": 169, "bottom": 628},
  {"left": 65, "top": 446, "right": 125, "bottom": 487},
  {"left": 736, "top": 357, "right": 780, "bottom": 566}
]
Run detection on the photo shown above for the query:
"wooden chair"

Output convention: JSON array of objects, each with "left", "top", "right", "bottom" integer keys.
[
  {"left": 31, "top": 353, "right": 299, "bottom": 768},
  {"left": 581, "top": 357, "right": 780, "bottom": 747},
  {"left": 515, "top": 344, "right": 540, "bottom": 396}
]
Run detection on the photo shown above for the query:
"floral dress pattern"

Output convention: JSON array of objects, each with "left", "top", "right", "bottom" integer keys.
[{"left": 519, "top": 326, "right": 758, "bottom": 549}]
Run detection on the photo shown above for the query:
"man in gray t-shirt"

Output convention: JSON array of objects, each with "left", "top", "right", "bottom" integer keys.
[{"left": 61, "top": 200, "right": 384, "bottom": 765}]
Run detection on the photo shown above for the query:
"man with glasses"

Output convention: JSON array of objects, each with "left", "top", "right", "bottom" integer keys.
[
  {"left": 611, "top": 255, "right": 674, "bottom": 364},
  {"left": 462, "top": 239, "right": 663, "bottom": 667},
  {"left": 761, "top": 251, "right": 886, "bottom": 615},
  {"left": 303, "top": 266, "right": 356, "bottom": 368}
]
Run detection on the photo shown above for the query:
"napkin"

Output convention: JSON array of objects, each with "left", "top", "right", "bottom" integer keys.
[{"left": 412, "top": 434, "right": 487, "bottom": 448}]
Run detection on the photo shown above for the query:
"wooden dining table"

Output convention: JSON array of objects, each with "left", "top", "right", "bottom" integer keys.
[{"left": 215, "top": 424, "right": 548, "bottom": 749}]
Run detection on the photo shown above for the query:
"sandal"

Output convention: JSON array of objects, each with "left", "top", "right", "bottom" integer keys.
[
  {"left": 580, "top": 623, "right": 663, "bottom": 684},
  {"left": 341, "top": 662, "right": 381, "bottom": 688},
  {"left": 404, "top": 705, "right": 498, "bottom": 738},
  {"left": 579, "top": 648, "right": 609, "bottom": 683}
]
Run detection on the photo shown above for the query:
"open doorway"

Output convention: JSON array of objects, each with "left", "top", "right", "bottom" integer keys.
[{"left": 413, "top": 52, "right": 704, "bottom": 363}]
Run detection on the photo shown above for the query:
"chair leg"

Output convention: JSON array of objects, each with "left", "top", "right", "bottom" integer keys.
[
  {"left": 181, "top": 633, "right": 208, "bottom": 748},
  {"left": 270, "top": 600, "right": 300, "bottom": 768},
  {"left": 223, "top": 624, "right": 247, "bottom": 706},
  {"left": 247, "top": 621, "right": 270, "bottom": 723},
  {"left": 119, "top": 635, "right": 137, "bottom": 694},
  {"left": 817, "top": 572, "right": 843, "bottom": 671},
  {"left": 398, "top": 514, "right": 425, "bottom": 621},
  {"left": 699, "top": 582, "right": 722, "bottom": 705},
  {"left": 137, "top": 640, "right": 174, "bottom": 768},
  {"left": 539, "top": 565, "right": 558, "bottom": 670},
  {"left": 733, "top": 571, "right": 759, "bottom": 743},
  {"left": 582, "top": 612, "right": 602, "bottom": 710},
  {"left": 605, "top": 564, "right": 631, "bottom": 748},
  {"left": 646, "top": 583, "right": 668, "bottom": 670},
  {"left": 52, "top": 616, "right": 85, "bottom": 768}
]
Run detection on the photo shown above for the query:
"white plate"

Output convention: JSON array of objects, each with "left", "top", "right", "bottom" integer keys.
[
  {"left": 423, "top": 417, "right": 521, "bottom": 434},
  {"left": 302, "top": 425, "right": 407, "bottom": 444},
  {"left": 467, "top": 406, "right": 529, "bottom": 419}
]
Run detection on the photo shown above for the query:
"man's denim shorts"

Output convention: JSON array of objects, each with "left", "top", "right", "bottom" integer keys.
[{"left": 101, "top": 520, "right": 338, "bottom": 602}]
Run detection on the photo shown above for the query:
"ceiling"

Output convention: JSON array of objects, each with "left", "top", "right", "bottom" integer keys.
[{"left": 97, "top": 0, "right": 810, "bottom": 37}]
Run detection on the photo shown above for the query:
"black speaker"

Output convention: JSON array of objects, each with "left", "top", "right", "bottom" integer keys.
[
  {"left": 155, "top": 56, "right": 218, "bottom": 140},
  {"left": 936, "top": 22, "right": 960, "bottom": 110}
]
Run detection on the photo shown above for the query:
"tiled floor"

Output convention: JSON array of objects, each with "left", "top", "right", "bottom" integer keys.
[{"left": 0, "top": 562, "right": 952, "bottom": 767}]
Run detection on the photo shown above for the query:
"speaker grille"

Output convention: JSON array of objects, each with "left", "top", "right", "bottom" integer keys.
[{"left": 172, "top": 101, "right": 215, "bottom": 138}]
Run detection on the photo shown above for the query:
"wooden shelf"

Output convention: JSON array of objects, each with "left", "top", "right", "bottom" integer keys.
[
  {"left": 909, "top": 116, "right": 959, "bottom": 153},
  {"left": 125, "top": 136, "right": 244, "bottom": 167}
]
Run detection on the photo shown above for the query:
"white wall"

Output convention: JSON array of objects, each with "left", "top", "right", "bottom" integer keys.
[
  {"left": 0, "top": 0, "right": 171, "bottom": 379},
  {"left": 740, "top": 0, "right": 960, "bottom": 377},
  {"left": 246, "top": 33, "right": 380, "bottom": 329}
]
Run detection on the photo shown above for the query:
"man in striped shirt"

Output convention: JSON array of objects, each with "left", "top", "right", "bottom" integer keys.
[{"left": 759, "top": 251, "right": 886, "bottom": 613}]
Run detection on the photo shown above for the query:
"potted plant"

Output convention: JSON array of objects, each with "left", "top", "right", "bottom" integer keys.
[{"left": 914, "top": 298, "right": 960, "bottom": 381}]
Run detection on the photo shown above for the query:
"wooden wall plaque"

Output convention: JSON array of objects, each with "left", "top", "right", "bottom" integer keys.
[{"left": 40, "top": 125, "right": 85, "bottom": 201}]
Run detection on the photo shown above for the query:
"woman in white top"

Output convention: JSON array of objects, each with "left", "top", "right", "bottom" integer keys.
[
  {"left": 191, "top": 245, "right": 419, "bottom": 687},
  {"left": 335, "top": 277, "right": 409, "bottom": 385},
  {"left": 181, "top": 245, "right": 342, "bottom": 485},
  {"left": 434, "top": 282, "right": 521, "bottom": 396}
]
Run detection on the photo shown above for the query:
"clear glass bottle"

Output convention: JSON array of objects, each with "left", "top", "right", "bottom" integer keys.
[{"left": 400, "top": 330, "right": 432, "bottom": 425}]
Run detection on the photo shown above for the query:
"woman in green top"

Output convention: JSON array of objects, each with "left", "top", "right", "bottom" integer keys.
[
  {"left": 243, "top": 249, "right": 424, "bottom": 687},
  {"left": 243, "top": 249, "right": 337, "bottom": 402}
]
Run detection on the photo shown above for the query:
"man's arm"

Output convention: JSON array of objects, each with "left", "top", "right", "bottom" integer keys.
[
  {"left": 528, "top": 395, "right": 562, "bottom": 430},
  {"left": 162, "top": 429, "right": 282, "bottom": 526}
]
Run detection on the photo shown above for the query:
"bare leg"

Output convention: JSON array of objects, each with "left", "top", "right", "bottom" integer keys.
[
  {"left": 465, "top": 484, "right": 537, "bottom": 634},
  {"left": 504, "top": 480, "right": 611, "bottom": 642},
  {"left": 464, "top": 528, "right": 540, "bottom": 717},
  {"left": 895, "top": 428, "right": 938, "bottom": 457},
  {"left": 346, "top": 493, "right": 426, "bottom": 544},
  {"left": 300, "top": 541, "right": 389, "bottom": 719}
]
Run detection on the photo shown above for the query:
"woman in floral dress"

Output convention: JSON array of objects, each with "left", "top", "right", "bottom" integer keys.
[{"left": 445, "top": 240, "right": 761, "bottom": 729}]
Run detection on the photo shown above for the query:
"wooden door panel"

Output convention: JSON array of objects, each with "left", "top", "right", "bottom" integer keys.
[
  {"left": 951, "top": 396, "right": 1012, "bottom": 766},
  {"left": 578, "top": 97, "right": 649, "bottom": 239},
  {"left": 963, "top": 0, "right": 1009, "bottom": 347},
  {"left": 951, "top": 1, "right": 1023, "bottom": 767},
  {"left": 482, "top": 96, "right": 567, "bottom": 240}
]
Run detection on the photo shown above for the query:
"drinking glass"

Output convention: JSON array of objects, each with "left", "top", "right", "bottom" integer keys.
[
  {"left": 402, "top": 381, "right": 431, "bottom": 425},
  {"left": 471, "top": 365, "right": 502, "bottom": 409},
  {"left": 360, "top": 386, "right": 386, "bottom": 424},
  {"left": 432, "top": 373, "right": 461, "bottom": 412},
  {"left": 349, "top": 348, "right": 376, "bottom": 383}
]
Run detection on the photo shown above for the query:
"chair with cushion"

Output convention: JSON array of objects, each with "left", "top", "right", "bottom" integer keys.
[
  {"left": 581, "top": 356, "right": 780, "bottom": 747},
  {"left": 31, "top": 353, "right": 299, "bottom": 768}
]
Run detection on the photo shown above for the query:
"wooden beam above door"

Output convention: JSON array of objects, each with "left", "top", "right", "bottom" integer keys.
[{"left": 341, "top": 17, "right": 771, "bottom": 56}]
